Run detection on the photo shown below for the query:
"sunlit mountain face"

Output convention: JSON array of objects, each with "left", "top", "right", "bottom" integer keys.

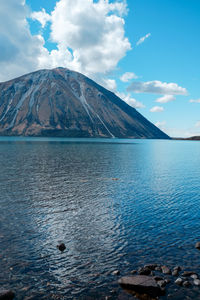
[{"left": 0, "top": 67, "right": 169, "bottom": 139}]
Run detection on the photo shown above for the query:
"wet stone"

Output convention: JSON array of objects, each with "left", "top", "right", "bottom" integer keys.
[
  {"left": 194, "top": 279, "right": 200, "bottom": 286},
  {"left": 182, "top": 281, "right": 190, "bottom": 287},
  {"left": 157, "top": 280, "right": 166, "bottom": 288},
  {"left": 144, "top": 264, "right": 158, "bottom": 270},
  {"left": 0, "top": 290, "right": 15, "bottom": 300},
  {"left": 191, "top": 274, "right": 198, "bottom": 279},
  {"left": 138, "top": 266, "right": 151, "bottom": 275},
  {"left": 112, "top": 270, "right": 120, "bottom": 276},
  {"left": 174, "top": 266, "right": 182, "bottom": 272},
  {"left": 130, "top": 270, "right": 137, "bottom": 275},
  {"left": 175, "top": 278, "right": 183, "bottom": 286},
  {"left": 195, "top": 242, "right": 200, "bottom": 250},
  {"left": 57, "top": 243, "right": 66, "bottom": 252},
  {"left": 118, "top": 275, "right": 165, "bottom": 297},
  {"left": 161, "top": 266, "right": 171, "bottom": 275},
  {"left": 172, "top": 270, "right": 179, "bottom": 277},
  {"left": 182, "top": 271, "right": 197, "bottom": 277}
]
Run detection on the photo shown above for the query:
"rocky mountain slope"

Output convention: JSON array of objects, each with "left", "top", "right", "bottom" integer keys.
[{"left": 0, "top": 68, "right": 169, "bottom": 139}]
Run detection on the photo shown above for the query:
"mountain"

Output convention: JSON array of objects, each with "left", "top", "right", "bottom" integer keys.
[{"left": 0, "top": 68, "right": 169, "bottom": 139}]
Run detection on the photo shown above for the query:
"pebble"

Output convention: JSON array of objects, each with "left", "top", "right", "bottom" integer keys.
[
  {"left": 195, "top": 242, "right": 200, "bottom": 250},
  {"left": 157, "top": 280, "right": 166, "bottom": 288},
  {"left": 183, "top": 281, "right": 190, "bottom": 287},
  {"left": 182, "top": 271, "right": 196, "bottom": 277},
  {"left": 172, "top": 270, "right": 179, "bottom": 276},
  {"left": 175, "top": 278, "right": 183, "bottom": 286},
  {"left": 112, "top": 270, "right": 120, "bottom": 276},
  {"left": 174, "top": 266, "right": 182, "bottom": 272},
  {"left": 194, "top": 279, "right": 200, "bottom": 286},
  {"left": 130, "top": 270, "right": 137, "bottom": 275},
  {"left": 191, "top": 274, "right": 198, "bottom": 279},
  {"left": 138, "top": 266, "right": 151, "bottom": 275},
  {"left": 161, "top": 266, "right": 171, "bottom": 275}
]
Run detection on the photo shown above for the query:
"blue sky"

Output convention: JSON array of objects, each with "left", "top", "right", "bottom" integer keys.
[{"left": 0, "top": 0, "right": 200, "bottom": 137}]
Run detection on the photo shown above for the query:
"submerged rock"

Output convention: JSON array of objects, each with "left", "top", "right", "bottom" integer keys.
[
  {"left": 0, "top": 290, "right": 15, "bottom": 300},
  {"left": 118, "top": 275, "right": 164, "bottom": 297},
  {"left": 138, "top": 266, "right": 151, "bottom": 275},
  {"left": 57, "top": 243, "right": 66, "bottom": 252},
  {"left": 182, "top": 281, "right": 190, "bottom": 287},
  {"left": 182, "top": 271, "right": 197, "bottom": 277},
  {"left": 191, "top": 274, "right": 198, "bottom": 279}
]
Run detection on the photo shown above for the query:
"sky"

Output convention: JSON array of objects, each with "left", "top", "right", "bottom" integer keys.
[{"left": 0, "top": 0, "right": 200, "bottom": 137}]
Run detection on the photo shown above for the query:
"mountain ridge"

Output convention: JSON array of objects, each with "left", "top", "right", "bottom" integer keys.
[{"left": 0, "top": 67, "right": 170, "bottom": 139}]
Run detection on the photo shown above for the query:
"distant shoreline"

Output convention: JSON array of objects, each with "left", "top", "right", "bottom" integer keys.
[{"left": 173, "top": 136, "right": 200, "bottom": 141}]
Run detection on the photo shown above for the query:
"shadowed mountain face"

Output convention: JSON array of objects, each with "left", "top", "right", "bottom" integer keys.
[{"left": 0, "top": 68, "right": 169, "bottom": 139}]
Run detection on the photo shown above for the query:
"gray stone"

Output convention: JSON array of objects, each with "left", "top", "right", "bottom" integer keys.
[
  {"left": 118, "top": 275, "right": 164, "bottom": 297},
  {"left": 183, "top": 281, "right": 190, "bottom": 287},
  {"left": 157, "top": 280, "right": 166, "bottom": 288},
  {"left": 130, "top": 270, "right": 137, "bottom": 275},
  {"left": 175, "top": 278, "right": 183, "bottom": 286},
  {"left": 195, "top": 242, "right": 200, "bottom": 250},
  {"left": 161, "top": 266, "right": 171, "bottom": 275},
  {"left": 191, "top": 274, "right": 198, "bottom": 279},
  {"left": 172, "top": 270, "right": 179, "bottom": 277},
  {"left": 165, "top": 279, "right": 171, "bottom": 284},
  {"left": 174, "top": 266, "right": 182, "bottom": 272},
  {"left": 0, "top": 290, "right": 15, "bottom": 300},
  {"left": 112, "top": 270, "right": 120, "bottom": 276},
  {"left": 182, "top": 271, "right": 197, "bottom": 277},
  {"left": 155, "top": 266, "right": 162, "bottom": 272},
  {"left": 194, "top": 279, "right": 200, "bottom": 286}
]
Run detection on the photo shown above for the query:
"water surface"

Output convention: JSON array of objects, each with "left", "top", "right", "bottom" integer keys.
[{"left": 0, "top": 137, "right": 200, "bottom": 299}]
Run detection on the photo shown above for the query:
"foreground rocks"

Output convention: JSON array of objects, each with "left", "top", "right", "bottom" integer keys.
[
  {"left": 118, "top": 275, "right": 165, "bottom": 297},
  {"left": 118, "top": 262, "right": 200, "bottom": 299},
  {"left": 0, "top": 290, "right": 15, "bottom": 300},
  {"left": 56, "top": 243, "right": 66, "bottom": 252}
]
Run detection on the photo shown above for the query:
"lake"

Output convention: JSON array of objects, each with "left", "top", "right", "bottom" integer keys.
[{"left": 0, "top": 137, "right": 200, "bottom": 299}]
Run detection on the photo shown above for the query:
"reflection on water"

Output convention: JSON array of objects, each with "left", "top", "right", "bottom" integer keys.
[{"left": 1, "top": 138, "right": 200, "bottom": 299}]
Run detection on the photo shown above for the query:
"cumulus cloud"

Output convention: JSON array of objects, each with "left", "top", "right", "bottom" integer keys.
[
  {"left": 117, "top": 92, "right": 145, "bottom": 109},
  {"left": 102, "top": 78, "right": 117, "bottom": 92},
  {"left": 127, "top": 80, "right": 187, "bottom": 95},
  {"left": 189, "top": 99, "right": 200, "bottom": 103},
  {"left": 0, "top": 0, "right": 47, "bottom": 82},
  {"left": 0, "top": 0, "right": 131, "bottom": 84},
  {"left": 150, "top": 106, "right": 164, "bottom": 113},
  {"left": 120, "top": 72, "right": 138, "bottom": 82},
  {"left": 155, "top": 121, "right": 166, "bottom": 129},
  {"left": 38, "top": 0, "right": 131, "bottom": 78},
  {"left": 156, "top": 95, "right": 175, "bottom": 103},
  {"left": 136, "top": 33, "right": 151, "bottom": 46},
  {"left": 31, "top": 8, "right": 51, "bottom": 28}
]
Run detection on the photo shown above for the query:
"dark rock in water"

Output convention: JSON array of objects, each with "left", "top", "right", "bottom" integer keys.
[
  {"left": 195, "top": 242, "right": 200, "bottom": 250},
  {"left": 154, "top": 276, "right": 164, "bottom": 281},
  {"left": 174, "top": 266, "right": 182, "bottom": 272},
  {"left": 182, "top": 281, "right": 190, "bottom": 287},
  {"left": 165, "top": 279, "right": 171, "bottom": 284},
  {"left": 0, "top": 290, "right": 15, "bottom": 300},
  {"left": 175, "top": 278, "right": 183, "bottom": 286},
  {"left": 144, "top": 264, "right": 158, "bottom": 270},
  {"left": 130, "top": 270, "right": 137, "bottom": 275},
  {"left": 182, "top": 271, "right": 197, "bottom": 277},
  {"left": 118, "top": 275, "right": 165, "bottom": 297},
  {"left": 157, "top": 280, "right": 166, "bottom": 288},
  {"left": 172, "top": 270, "right": 179, "bottom": 277},
  {"left": 112, "top": 270, "right": 120, "bottom": 276},
  {"left": 57, "top": 243, "right": 66, "bottom": 252},
  {"left": 194, "top": 279, "right": 200, "bottom": 286},
  {"left": 161, "top": 266, "right": 171, "bottom": 275},
  {"left": 138, "top": 266, "right": 151, "bottom": 275},
  {"left": 155, "top": 266, "right": 162, "bottom": 272}
]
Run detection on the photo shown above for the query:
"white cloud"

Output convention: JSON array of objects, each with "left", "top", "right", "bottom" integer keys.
[
  {"left": 150, "top": 106, "right": 164, "bottom": 112},
  {"left": 39, "top": 0, "right": 131, "bottom": 78},
  {"left": 156, "top": 95, "right": 175, "bottom": 103},
  {"left": 195, "top": 121, "right": 200, "bottom": 128},
  {"left": 189, "top": 99, "right": 200, "bottom": 103},
  {"left": 136, "top": 33, "right": 151, "bottom": 46},
  {"left": 120, "top": 72, "right": 138, "bottom": 82},
  {"left": 117, "top": 92, "right": 145, "bottom": 109},
  {"left": 31, "top": 8, "right": 51, "bottom": 28},
  {"left": 127, "top": 80, "right": 187, "bottom": 95},
  {"left": 0, "top": 0, "right": 131, "bottom": 84},
  {"left": 0, "top": 0, "right": 47, "bottom": 82},
  {"left": 102, "top": 78, "right": 117, "bottom": 92}
]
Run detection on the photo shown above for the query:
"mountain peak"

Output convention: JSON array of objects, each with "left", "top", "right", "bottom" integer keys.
[{"left": 0, "top": 68, "right": 169, "bottom": 139}]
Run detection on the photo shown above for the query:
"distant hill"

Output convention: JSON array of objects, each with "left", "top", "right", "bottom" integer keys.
[
  {"left": 0, "top": 68, "right": 170, "bottom": 139},
  {"left": 173, "top": 136, "right": 200, "bottom": 141}
]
